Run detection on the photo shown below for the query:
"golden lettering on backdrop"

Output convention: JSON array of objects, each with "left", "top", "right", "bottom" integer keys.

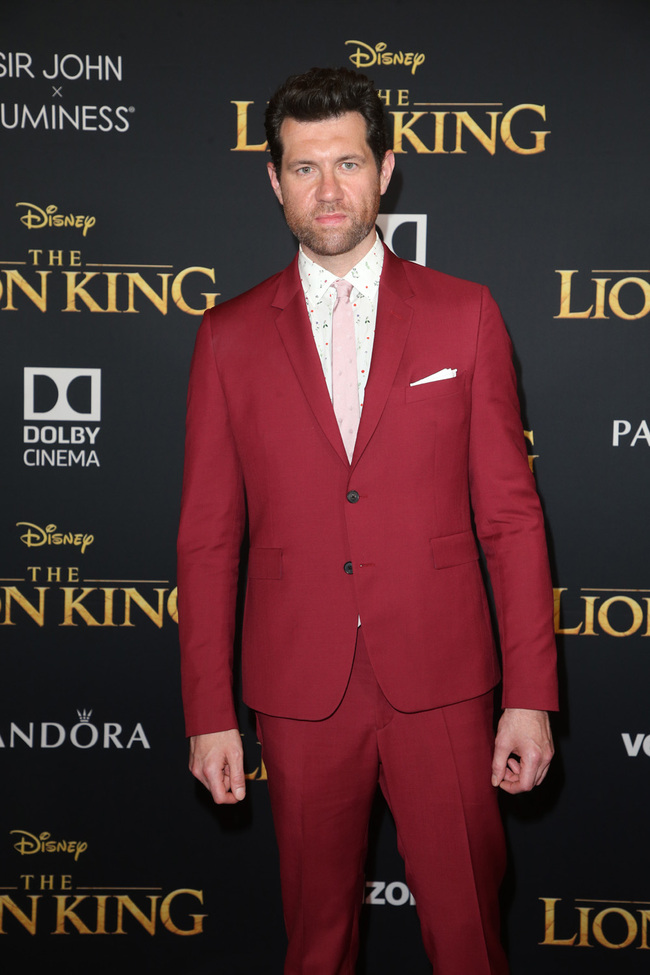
[
  {"left": 540, "top": 897, "right": 650, "bottom": 951},
  {"left": 14, "top": 580, "right": 642, "bottom": 633},
  {"left": 242, "top": 733, "right": 268, "bottom": 782},
  {"left": 375, "top": 89, "right": 411, "bottom": 107},
  {"left": 231, "top": 101, "right": 267, "bottom": 151},
  {"left": 17, "top": 522, "right": 94, "bottom": 554},
  {"left": 1, "top": 219, "right": 220, "bottom": 313},
  {"left": 231, "top": 99, "right": 550, "bottom": 156},
  {"left": 11, "top": 830, "right": 88, "bottom": 861},
  {"left": 555, "top": 269, "right": 650, "bottom": 320},
  {"left": 21, "top": 562, "right": 646, "bottom": 638},
  {"left": 344, "top": 40, "right": 425, "bottom": 75},
  {"left": 0, "top": 261, "right": 219, "bottom": 315},
  {"left": 0, "top": 579, "right": 178, "bottom": 627},
  {"left": 390, "top": 104, "right": 549, "bottom": 155},
  {"left": 523, "top": 430, "right": 539, "bottom": 473},
  {"left": 2, "top": 818, "right": 206, "bottom": 935},
  {"left": 16, "top": 202, "right": 96, "bottom": 236},
  {"left": 554, "top": 587, "right": 650, "bottom": 637},
  {"left": 0, "top": 883, "right": 206, "bottom": 936}
]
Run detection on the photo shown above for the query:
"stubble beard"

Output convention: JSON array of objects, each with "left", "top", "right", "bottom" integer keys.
[{"left": 282, "top": 191, "right": 381, "bottom": 257}]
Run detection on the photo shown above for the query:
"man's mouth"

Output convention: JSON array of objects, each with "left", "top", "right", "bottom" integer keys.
[{"left": 314, "top": 211, "right": 347, "bottom": 225}]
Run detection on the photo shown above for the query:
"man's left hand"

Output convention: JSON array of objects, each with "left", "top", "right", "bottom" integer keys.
[{"left": 491, "top": 708, "right": 553, "bottom": 794}]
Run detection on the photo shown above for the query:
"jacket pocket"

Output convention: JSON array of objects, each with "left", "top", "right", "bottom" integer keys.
[
  {"left": 405, "top": 370, "right": 465, "bottom": 403},
  {"left": 248, "top": 547, "right": 283, "bottom": 580},
  {"left": 430, "top": 530, "right": 478, "bottom": 568}
]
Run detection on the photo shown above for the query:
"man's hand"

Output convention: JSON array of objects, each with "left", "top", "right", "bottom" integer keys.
[
  {"left": 491, "top": 708, "right": 553, "bottom": 794},
  {"left": 189, "top": 730, "right": 246, "bottom": 804}
]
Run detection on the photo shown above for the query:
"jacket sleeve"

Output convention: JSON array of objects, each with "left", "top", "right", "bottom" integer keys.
[
  {"left": 177, "top": 309, "right": 246, "bottom": 736},
  {"left": 468, "top": 287, "right": 558, "bottom": 711}
]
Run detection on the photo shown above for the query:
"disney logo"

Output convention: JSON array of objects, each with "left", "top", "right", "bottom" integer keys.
[
  {"left": 17, "top": 522, "right": 94, "bottom": 554},
  {"left": 16, "top": 201, "right": 96, "bottom": 236},
  {"left": 11, "top": 830, "right": 88, "bottom": 861},
  {"left": 345, "top": 40, "right": 425, "bottom": 75}
]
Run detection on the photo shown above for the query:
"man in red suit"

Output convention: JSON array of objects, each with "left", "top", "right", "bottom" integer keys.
[{"left": 178, "top": 67, "right": 557, "bottom": 974}]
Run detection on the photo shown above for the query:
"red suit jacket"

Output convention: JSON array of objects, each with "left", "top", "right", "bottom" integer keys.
[{"left": 177, "top": 246, "right": 558, "bottom": 736}]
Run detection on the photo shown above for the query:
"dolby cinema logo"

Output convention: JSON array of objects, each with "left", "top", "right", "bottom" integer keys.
[
  {"left": 23, "top": 367, "right": 101, "bottom": 468},
  {"left": 376, "top": 213, "right": 427, "bottom": 266}
]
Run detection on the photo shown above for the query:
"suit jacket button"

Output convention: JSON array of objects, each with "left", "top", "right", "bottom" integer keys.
[
  {"left": 346, "top": 490, "right": 360, "bottom": 503},
  {"left": 343, "top": 561, "right": 354, "bottom": 574}
]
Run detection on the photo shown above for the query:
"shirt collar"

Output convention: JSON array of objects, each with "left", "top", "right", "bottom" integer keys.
[{"left": 298, "top": 233, "right": 384, "bottom": 305}]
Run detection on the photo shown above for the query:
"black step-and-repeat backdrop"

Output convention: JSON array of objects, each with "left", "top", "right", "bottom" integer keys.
[{"left": 2, "top": 1, "right": 649, "bottom": 971}]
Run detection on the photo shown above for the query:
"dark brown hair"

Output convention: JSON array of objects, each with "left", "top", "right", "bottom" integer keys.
[{"left": 264, "top": 67, "right": 389, "bottom": 173}]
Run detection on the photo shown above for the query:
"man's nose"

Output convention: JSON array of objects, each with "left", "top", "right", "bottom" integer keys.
[{"left": 316, "top": 169, "right": 342, "bottom": 201}]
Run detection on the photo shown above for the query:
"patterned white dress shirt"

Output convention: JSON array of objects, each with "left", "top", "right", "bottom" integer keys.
[{"left": 298, "top": 234, "right": 384, "bottom": 412}]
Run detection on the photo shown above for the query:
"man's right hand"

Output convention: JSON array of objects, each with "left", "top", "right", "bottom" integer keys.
[{"left": 189, "top": 730, "right": 246, "bottom": 804}]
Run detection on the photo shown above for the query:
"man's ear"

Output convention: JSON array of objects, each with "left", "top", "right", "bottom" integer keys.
[
  {"left": 379, "top": 151, "right": 396, "bottom": 196},
  {"left": 267, "top": 161, "right": 284, "bottom": 205}
]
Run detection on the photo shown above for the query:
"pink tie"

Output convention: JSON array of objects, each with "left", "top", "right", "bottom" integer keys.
[{"left": 332, "top": 279, "right": 359, "bottom": 462}]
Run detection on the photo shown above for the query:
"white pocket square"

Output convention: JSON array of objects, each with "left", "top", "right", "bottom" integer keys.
[{"left": 410, "top": 368, "right": 457, "bottom": 387}]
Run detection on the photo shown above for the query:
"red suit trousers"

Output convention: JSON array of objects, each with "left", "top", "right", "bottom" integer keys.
[{"left": 256, "top": 630, "right": 509, "bottom": 975}]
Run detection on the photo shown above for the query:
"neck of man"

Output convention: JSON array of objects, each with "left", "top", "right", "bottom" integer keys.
[{"left": 302, "top": 227, "right": 377, "bottom": 278}]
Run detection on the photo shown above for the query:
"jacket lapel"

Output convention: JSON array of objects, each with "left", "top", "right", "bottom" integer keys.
[
  {"left": 351, "top": 247, "right": 414, "bottom": 467},
  {"left": 272, "top": 257, "right": 350, "bottom": 466},
  {"left": 271, "top": 246, "right": 415, "bottom": 469}
]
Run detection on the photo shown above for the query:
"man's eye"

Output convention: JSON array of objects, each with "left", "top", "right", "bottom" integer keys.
[
  {"left": 341, "top": 162, "right": 357, "bottom": 171},
  {"left": 296, "top": 166, "right": 312, "bottom": 175}
]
